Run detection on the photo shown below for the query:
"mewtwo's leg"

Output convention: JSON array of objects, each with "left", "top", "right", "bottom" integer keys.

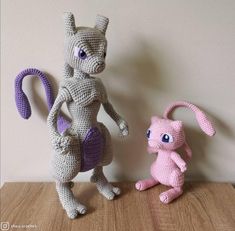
[
  {"left": 56, "top": 181, "right": 87, "bottom": 219},
  {"left": 91, "top": 166, "right": 120, "bottom": 200},
  {"left": 159, "top": 169, "right": 184, "bottom": 204},
  {"left": 90, "top": 123, "right": 120, "bottom": 200},
  {"left": 135, "top": 178, "right": 159, "bottom": 191},
  {"left": 51, "top": 139, "right": 86, "bottom": 219}
]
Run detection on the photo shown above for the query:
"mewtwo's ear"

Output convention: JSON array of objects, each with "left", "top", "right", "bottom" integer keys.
[
  {"left": 171, "top": 121, "right": 183, "bottom": 131},
  {"left": 63, "top": 12, "right": 77, "bottom": 36},
  {"left": 151, "top": 116, "right": 161, "bottom": 123},
  {"left": 95, "top": 15, "right": 109, "bottom": 34}
]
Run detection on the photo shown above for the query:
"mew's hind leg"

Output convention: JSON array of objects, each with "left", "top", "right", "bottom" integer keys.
[
  {"left": 135, "top": 178, "right": 159, "bottom": 191},
  {"left": 90, "top": 123, "right": 120, "bottom": 200},
  {"left": 159, "top": 187, "right": 183, "bottom": 204},
  {"left": 56, "top": 181, "right": 87, "bottom": 219},
  {"left": 159, "top": 169, "right": 184, "bottom": 204}
]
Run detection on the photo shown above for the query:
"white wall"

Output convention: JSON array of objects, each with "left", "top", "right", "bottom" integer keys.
[{"left": 1, "top": 0, "right": 235, "bottom": 185}]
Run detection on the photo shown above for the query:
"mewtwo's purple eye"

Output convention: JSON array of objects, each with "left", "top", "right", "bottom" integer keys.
[
  {"left": 74, "top": 47, "right": 87, "bottom": 60},
  {"left": 78, "top": 49, "right": 87, "bottom": 60}
]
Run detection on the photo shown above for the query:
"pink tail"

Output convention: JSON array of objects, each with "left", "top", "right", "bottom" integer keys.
[{"left": 163, "top": 101, "right": 216, "bottom": 136}]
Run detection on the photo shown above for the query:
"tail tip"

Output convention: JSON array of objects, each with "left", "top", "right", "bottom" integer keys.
[{"left": 15, "top": 93, "right": 32, "bottom": 119}]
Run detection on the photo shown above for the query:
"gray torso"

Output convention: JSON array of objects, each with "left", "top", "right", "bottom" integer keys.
[{"left": 61, "top": 76, "right": 107, "bottom": 140}]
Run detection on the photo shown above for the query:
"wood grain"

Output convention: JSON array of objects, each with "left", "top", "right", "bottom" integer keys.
[{"left": 1, "top": 183, "right": 235, "bottom": 231}]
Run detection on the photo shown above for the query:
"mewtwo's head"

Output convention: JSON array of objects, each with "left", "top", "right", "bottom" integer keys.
[{"left": 63, "top": 12, "right": 109, "bottom": 74}]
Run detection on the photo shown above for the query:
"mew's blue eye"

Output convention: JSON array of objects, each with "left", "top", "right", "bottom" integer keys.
[
  {"left": 78, "top": 49, "right": 87, "bottom": 60},
  {"left": 146, "top": 130, "right": 151, "bottom": 139},
  {"left": 161, "top": 133, "right": 173, "bottom": 143}
]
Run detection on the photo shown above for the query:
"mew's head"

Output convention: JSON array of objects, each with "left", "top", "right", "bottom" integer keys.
[
  {"left": 147, "top": 101, "right": 216, "bottom": 153},
  {"left": 147, "top": 116, "right": 185, "bottom": 151},
  {"left": 63, "top": 12, "right": 109, "bottom": 74}
]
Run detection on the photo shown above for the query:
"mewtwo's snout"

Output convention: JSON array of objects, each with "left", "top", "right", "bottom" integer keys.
[
  {"left": 94, "top": 60, "right": 105, "bottom": 73},
  {"left": 89, "top": 57, "right": 106, "bottom": 74}
]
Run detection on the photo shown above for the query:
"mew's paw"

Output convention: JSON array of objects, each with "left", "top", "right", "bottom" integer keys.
[
  {"left": 135, "top": 181, "right": 145, "bottom": 191},
  {"left": 180, "top": 164, "right": 187, "bottom": 173},
  {"left": 159, "top": 192, "right": 170, "bottom": 204}
]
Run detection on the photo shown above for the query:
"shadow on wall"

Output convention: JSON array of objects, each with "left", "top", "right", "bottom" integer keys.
[
  {"left": 30, "top": 72, "right": 70, "bottom": 122},
  {"left": 102, "top": 39, "right": 235, "bottom": 181},
  {"left": 26, "top": 39, "right": 234, "bottom": 182},
  {"left": 102, "top": 40, "right": 165, "bottom": 181},
  {"left": 185, "top": 109, "right": 235, "bottom": 181},
  {"left": 30, "top": 72, "right": 59, "bottom": 120}
]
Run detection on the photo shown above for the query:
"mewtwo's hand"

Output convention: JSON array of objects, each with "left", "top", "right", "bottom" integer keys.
[
  {"left": 117, "top": 119, "right": 129, "bottom": 136},
  {"left": 51, "top": 135, "right": 75, "bottom": 155}
]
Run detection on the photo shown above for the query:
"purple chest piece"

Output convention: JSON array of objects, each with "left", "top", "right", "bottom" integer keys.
[{"left": 80, "top": 127, "right": 104, "bottom": 172}]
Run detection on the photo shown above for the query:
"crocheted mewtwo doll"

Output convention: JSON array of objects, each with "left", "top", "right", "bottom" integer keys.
[
  {"left": 15, "top": 12, "right": 129, "bottom": 219},
  {"left": 135, "top": 101, "right": 215, "bottom": 203}
]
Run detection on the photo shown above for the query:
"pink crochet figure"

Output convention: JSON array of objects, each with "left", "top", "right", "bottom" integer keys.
[{"left": 135, "top": 101, "right": 216, "bottom": 203}]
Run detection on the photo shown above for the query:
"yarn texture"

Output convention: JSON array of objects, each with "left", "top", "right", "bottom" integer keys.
[
  {"left": 15, "top": 12, "right": 129, "bottom": 219},
  {"left": 136, "top": 101, "right": 215, "bottom": 203}
]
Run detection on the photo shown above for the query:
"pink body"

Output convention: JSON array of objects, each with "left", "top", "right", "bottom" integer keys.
[
  {"left": 151, "top": 151, "right": 185, "bottom": 187},
  {"left": 136, "top": 101, "right": 215, "bottom": 204}
]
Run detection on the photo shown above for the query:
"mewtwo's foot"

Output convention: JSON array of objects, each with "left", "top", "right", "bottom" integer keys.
[
  {"left": 65, "top": 201, "right": 87, "bottom": 219},
  {"left": 56, "top": 182, "right": 87, "bottom": 219},
  {"left": 90, "top": 167, "right": 121, "bottom": 200}
]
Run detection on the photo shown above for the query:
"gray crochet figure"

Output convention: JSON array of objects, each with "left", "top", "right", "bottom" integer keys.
[
  {"left": 14, "top": 12, "right": 129, "bottom": 219},
  {"left": 48, "top": 12, "right": 128, "bottom": 219}
]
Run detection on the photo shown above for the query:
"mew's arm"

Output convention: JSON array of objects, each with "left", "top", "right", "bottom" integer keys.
[{"left": 170, "top": 152, "right": 187, "bottom": 173}]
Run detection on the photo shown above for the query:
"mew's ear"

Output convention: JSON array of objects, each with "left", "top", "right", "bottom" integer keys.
[
  {"left": 151, "top": 116, "right": 161, "bottom": 123},
  {"left": 94, "top": 15, "right": 109, "bottom": 34},
  {"left": 63, "top": 12, "right": 77, "bottom": 36},
  {"left": 171, "top": 120, "right": 183, "bottom": 131}
]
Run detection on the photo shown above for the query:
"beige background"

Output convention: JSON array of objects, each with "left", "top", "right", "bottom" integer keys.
[{"left": 1, "top": 0, "right": 235, "bottom": 186}]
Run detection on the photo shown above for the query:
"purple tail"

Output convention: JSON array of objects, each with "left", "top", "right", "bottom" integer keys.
[{"left": 15, "top": 68, "right": 70, "bottom": 133}]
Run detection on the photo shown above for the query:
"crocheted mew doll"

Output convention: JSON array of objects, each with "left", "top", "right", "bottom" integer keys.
[
  {"left": 135, "top": 101, "right": 215, "bottom": 203},
  {"left": 15, "top": 12, "right": 129, "bottom": 219}
]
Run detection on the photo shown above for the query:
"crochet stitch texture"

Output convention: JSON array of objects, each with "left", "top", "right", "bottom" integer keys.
[
  {"left": 15, "top": 12, "right": 129, "bottom": 219},
  {"left": 135, "top": 101, "right": 215, "bottom": 203}
]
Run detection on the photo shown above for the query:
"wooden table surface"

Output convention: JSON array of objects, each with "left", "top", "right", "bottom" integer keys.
[{"left": 1, "top": 182, "right": 235, "bottom": 231}]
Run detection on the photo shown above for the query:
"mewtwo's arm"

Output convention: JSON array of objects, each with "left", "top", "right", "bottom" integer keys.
[
  {"left": 47, "top": 87, "right": 73, "bottom": 154},
  {"left": 102, "top": 100, "right": 129, "bottom": 136}
]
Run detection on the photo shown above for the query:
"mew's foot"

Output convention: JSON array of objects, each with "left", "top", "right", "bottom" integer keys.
[
  {"left": 135, "top": 178, "right": 159, "bottom": 191},
  {"left": 159, "top": 187, "right": 183, "bottom": 204},
  {"left": 91, "top": 167, "right": 121, "bottom": 200},
  {"left": 56, "top": 182, "right": 87, "bottom": 219}
]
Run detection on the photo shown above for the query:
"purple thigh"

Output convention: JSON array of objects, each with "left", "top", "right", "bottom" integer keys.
[{"left": 80, "top": 127, "right": 104, "bottom": 172}]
